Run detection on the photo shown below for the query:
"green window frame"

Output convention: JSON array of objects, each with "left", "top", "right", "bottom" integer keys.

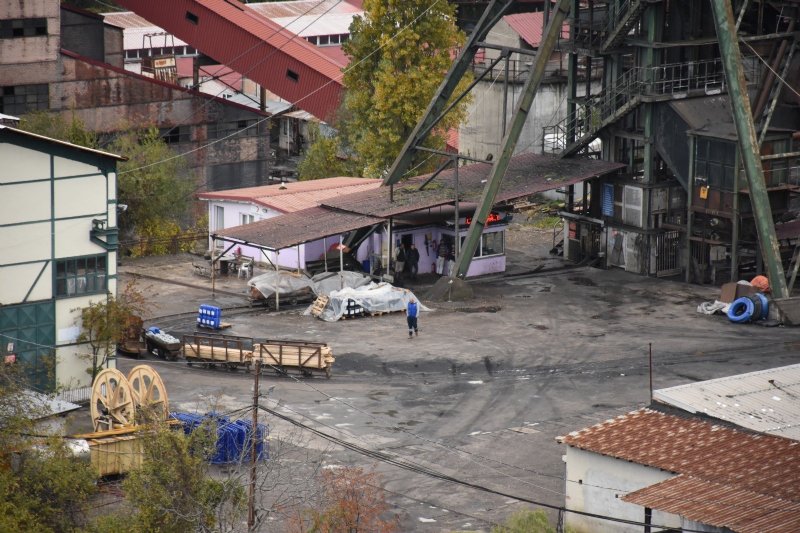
[{"left": 55, "top": 254, "right": 107, "bottom": 297}]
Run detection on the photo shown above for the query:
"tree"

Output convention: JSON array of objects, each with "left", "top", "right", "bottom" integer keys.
[
  {"left": 296, "top": 122, "right": 356, "bottom": 181},
  {"left": 299, "top": 0, "right": 471, "bottom": 180},
  {"left": 115, "top": 421, "right": 246, "bottom": 533},
  {"left": 287, "top": 466, "right": 399, "bottom": 533},
  {"left": 19, "top": 110, "right": 99, "bottom": 149},
  {"left": 0, "top": 364, "right": 98, "bottom": 533},
  {"left": 76, "top": 282, "right": 146, "bottom": 382},
  {"left": 491, "top": 509, "right": 562, "bottom": 533},
  {"left": 18, "top": 113, "right": 195, "bottom": 253}
]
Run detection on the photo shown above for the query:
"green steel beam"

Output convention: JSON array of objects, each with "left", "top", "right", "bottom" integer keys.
[
  {"left": 383, "top": 0, "right": 514, "bottom": 186},
  {"left": 453, "top": 0, "right": 573, "bottom": 279},
  {"left": 709, "top": 0, "right": 787, "bottom": 298}
]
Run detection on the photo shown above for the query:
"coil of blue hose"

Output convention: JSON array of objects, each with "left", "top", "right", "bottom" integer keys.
[
  {"left": 727, "top": 297, "right": 755, "bottom": 323},
  {"left": 754, "top": 292, "right": 769, "bottom": 320}
]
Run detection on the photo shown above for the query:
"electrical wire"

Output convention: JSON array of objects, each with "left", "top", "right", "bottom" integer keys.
[
  {"left": 118, "top": 0, "right": 446, "bottom": 179},
  {"left": 257, "top": 403, "right": 714, "bottom": 533},
  {"left": 739, "top": 38, "right": 800, "bottom": 100}
]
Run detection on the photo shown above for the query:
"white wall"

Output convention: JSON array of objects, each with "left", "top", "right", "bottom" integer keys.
[
  {"left": 563, "top": 447, "right": 682, "bottom": 533},
  {"left": 0, "top": 136, "right": 118, "bottom": 390}
]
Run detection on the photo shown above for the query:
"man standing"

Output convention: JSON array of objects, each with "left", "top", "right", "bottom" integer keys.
[
  {"left": 406, "top": 297, "right": 419, "bottom": 338},
  {"left": 395, "top": 244, "right": 406, "bottom": 282},
  {"left": 408, "top": 243, "right": 420, "bottom": 280}
]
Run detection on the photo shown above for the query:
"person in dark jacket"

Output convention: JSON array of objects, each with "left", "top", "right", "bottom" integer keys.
[
  {"left": 408, "top": 243, "right": 420, "bottom": 280},
  {"left": 406, "top": 297, "right": 419, "bottom": 338}
]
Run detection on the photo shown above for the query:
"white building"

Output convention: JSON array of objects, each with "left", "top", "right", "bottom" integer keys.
[
  {"left": 197, "top": 177, "right": 381, "bottom": 270},
  {"left": 559, "top": 365, "right": 800, "bottom": 533},
  {"left": 0, "top": 125, "right": 124, "bottom": 392}
]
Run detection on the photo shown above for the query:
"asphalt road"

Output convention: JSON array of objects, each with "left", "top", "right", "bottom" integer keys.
[{"left": 117, "top": 245, "right": 800, "bottom": 532}]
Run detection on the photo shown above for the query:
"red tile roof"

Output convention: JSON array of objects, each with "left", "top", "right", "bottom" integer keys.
[
  {"left": 560, "top": 408, "right": 800, "bottom": 531},
  {"left": 197, "top": 177, "right": 381, "bottom": 213},
  {"left": 623, "top": 475, "right": 800, "bottom": 533},
  {"left": 503, "top": 12, "right": 569, "bottom": 48},
  {"left": 114, "top": 0, "right": 345, "bottom": 120}
]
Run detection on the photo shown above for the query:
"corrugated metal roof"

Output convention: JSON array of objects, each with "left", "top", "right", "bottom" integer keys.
[
  {"left": 653, "top": 364, "right": 800, "bottom": 441},
  {"left": 623, "top": 475, "right": 800, "bottom": 533},
  {"left": 503, "top": 12, "right": 569, "bottom": 48},
  {"left": 114, "top": 0, "right": 345, "bottom": 120},
  {"left": 559, "top": 408, "right": 800, "bottom": 501},
  {"left": 216, "top": 206, "right": 383, "bottom": 250},
  {"left": 270, "top": 13, "right": 358, "bottom": 37},
  {"left": 247, "top": 0, "right": 362, "bottom": 19},
  {"left": 324, "top": 153, "right": 624, "bottom": 218},
  {"left": 197, "top": 177, "right": 381, "bottom": 213}
]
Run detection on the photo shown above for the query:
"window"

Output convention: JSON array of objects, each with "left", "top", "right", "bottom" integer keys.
[
  {"left": 306, "top": 36, "right": 318, "bottom": 45},
  {"left": 0, "top": 84, "right": 49, "bottom": 115},
  {"left": 286, "top": 69, "right": 299, "bottom": 82},
  {"left": 0, "top": 18, "right": 47, "bottom": 39},
  {"left": 622, "top": 185, "right": 643, "bottom": 227},
  {"left": 214, "top": 206, "right": 225, "bottom": 231},
  {"left": 208, "top": 119, "right": 264, "bottom": 140},
  {"left": 481, "top": 231, "right": 504, "bottom": 256},
  {"left": 695, "top": 138, "right": 736, "bottom": 191},
  {"left": 55, "top": 255, "right": 107, "bottom": 297},
  {"left": 241, "top": 213, "right": 254, "bottom": 225},
  {"left": 318, "top": 35, "right": 330, "bottom": 46},
  {"left": 186, "top": 11, "right": 199, "bottom": 25},
  {"left": 159, "top": 126, "right": 190, "bottom": 144}
]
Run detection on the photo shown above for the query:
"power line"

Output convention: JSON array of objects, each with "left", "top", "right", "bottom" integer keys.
[
  {"left": 118, "top": 0, "right": 446, "bottom": 182},
  {"left": 257, "top": 403, "right": 713, "bottom": 533}
]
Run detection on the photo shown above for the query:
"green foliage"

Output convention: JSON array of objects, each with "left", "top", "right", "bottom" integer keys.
[
  {"left": 120, "top": 422, "right": 246, "bottom": 533},
  {"left": 297, "top": 123, "right": 356, "bottom": 181},
  {"left": 17, "top": 113, "right": 195, "bottom": 254},
  {"left": 76, "top": 283, "right": 146, "bottom": 381},
  {"left": 299, "top": 0, "right": 471, "bottom": 180},
  {"left": 19, "top": 110, "right": 99, "bottom": 149},
  {"left": 109, "top": 125, "right": 193, "bottom": 239},
  {"left": 491, "top": 509, "right": 557, "bottom": 533},
  {"left": 0, "top": 365, "right": 97, "bottom": 533}
]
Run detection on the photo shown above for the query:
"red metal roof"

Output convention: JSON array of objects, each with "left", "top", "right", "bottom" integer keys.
[
  {"left": 560, "top": 408, "right": 800, "bottom": 531},
  {"left": 503, "top": 12, "right": 569, "bottom": 48},
  {"left": 197, "top": 177, "right": 381, "bottom": 213},
  {"left": 114, "top": 0, "right": 345, "bottom": 120}
]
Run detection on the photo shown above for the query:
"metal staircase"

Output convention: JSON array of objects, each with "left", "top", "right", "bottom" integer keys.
[
  {"left": 601, "top": 0, "right": 649, "bottom": 51},
  {"left": 757, "top": 37, "right": 797, "bottom": 144},
  {"left": 543, "top": 58, "right": 730, "bottom": 157}
]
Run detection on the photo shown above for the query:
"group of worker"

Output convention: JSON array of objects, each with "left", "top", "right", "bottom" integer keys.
[{"left": 394, "top": 243, "right": 421, "bottom": 281}]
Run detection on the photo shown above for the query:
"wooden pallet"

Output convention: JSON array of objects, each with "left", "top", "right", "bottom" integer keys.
[{"left": 310, "top": 295, "right": 329, "bottom": 317}]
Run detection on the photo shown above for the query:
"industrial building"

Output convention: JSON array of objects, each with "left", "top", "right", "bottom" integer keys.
[{"left": 0, "top": 123, "right": 124, "bottom": 392}]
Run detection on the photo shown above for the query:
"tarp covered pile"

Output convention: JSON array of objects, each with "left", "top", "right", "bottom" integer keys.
[{"left": 303, "top": 283, "right": 430, "bottom": 322}]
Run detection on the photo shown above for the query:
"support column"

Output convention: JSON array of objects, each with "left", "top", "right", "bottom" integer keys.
[{"left": 709, "top": 0, "right": 788, "bottom": 298}]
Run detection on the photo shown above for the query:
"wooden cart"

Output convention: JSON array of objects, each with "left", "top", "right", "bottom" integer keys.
[
  {"left": 182, "top": 332, "right": 254, "bottom": 370},
  {"left": 254, "top": 339, "right": 334, "bottom": 378},
  {"left": 180, "top": 332, "right": 334, "bottom": 377}
]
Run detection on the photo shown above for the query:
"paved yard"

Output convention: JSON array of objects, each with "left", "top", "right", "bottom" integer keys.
[{"left": 116, "top": 226, "right": 799, "bottom": 532}]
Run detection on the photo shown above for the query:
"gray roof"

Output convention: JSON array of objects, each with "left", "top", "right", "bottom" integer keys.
[{"left": 654, "top": 364, "right": 800, "bottom": 440}]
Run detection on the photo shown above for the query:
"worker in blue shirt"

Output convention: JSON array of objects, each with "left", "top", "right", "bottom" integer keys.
[{"left": 406, "top": 297, "right": 419, "bottom": 338}]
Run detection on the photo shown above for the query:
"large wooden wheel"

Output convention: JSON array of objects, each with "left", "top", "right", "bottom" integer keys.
[
  {"left": 127, "top": 365, "right": 169, "bottom": 423},
  {"left": 90, "top": 368, "right": 135, "bottom": 432}
]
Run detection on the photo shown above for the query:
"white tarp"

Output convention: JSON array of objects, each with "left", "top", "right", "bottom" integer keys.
[
  {"left": 304, "top": 282, "right": 431, "bottom": 322},
  {"left": 248, "top": 271, "right": 373, "bottom": 300}
]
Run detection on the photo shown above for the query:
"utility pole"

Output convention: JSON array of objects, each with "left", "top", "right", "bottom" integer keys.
[{"left": 248, "top": 359, "right": 261, "bottom": 531}]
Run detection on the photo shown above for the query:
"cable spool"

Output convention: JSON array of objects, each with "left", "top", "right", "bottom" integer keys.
[
  {"left": 127, "top": 365, "right": 169, "bottom": 424},
  {"left": 90, "top": 368, "right": 135, "bottom": 432}
]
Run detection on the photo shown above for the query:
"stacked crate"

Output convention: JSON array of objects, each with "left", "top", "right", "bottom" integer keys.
[{"left": 197, "top": 304, "right": 221, "bottom": 329}]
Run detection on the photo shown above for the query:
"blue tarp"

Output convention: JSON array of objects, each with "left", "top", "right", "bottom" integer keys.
[{"left": 170, "top": 412, "right": 268, "bottom": 465}]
